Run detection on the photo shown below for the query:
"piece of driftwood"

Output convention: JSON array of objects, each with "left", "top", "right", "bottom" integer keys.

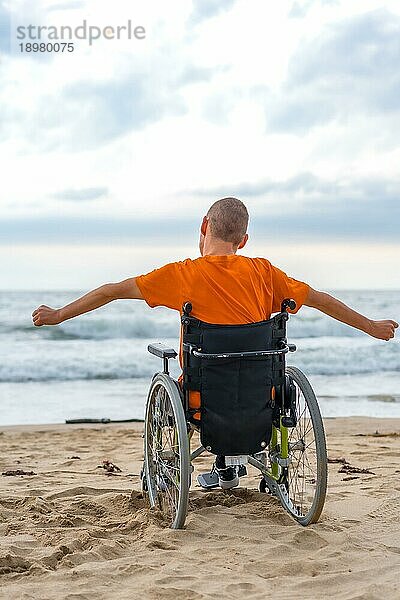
[
  {"left": 97, "top": 460, "right": 122, "bottom": 473},
  {"left": 2, "top": 469, "right": 37, "bottom": 476},
  {"left": 338, "top": 464, "right": 375, "bottom": 475}
]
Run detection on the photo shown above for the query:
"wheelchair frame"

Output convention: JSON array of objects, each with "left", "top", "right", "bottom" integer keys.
[{"left": 143, "top": 299, "right": 327, "bottom": 529}]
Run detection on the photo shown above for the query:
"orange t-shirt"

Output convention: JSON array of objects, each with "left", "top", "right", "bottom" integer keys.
[{"left": 136, "top": 255, "right": 309, "bottom": 416}]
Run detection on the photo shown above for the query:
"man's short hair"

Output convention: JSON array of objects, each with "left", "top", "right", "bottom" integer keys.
[{"left": 207, "top": 197, "right": 249, "bottom": 245}]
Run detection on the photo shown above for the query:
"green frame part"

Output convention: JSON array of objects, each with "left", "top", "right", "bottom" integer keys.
[
  {"left": 270, "top": 425, "right": 279, "bottom": 478},
  {"left": 280, "top": 418, "right": 289, "bottom": 460}
]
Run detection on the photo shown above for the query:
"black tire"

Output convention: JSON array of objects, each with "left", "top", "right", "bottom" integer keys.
[
  {"left": 143, "top": 374, "right": 190, "bottom": 529},
  {"left": 279, "top": 366, "right": 327, "bottom": 525}
]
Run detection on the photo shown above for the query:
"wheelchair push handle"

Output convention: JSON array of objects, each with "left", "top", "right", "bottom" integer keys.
[
  {"left": 281, "top": 298, "right": 296, "bottom": 313},
  {"left": 182, "top": 302, "right": 192, "bottom": 316}
]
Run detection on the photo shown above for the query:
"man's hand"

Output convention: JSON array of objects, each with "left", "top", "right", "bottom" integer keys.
[
  {"left": 368, "top": 319, "right": 398, "bottom": 341},
  {"left": 32, "top": 305, "right": 61, "bottom": 327}
]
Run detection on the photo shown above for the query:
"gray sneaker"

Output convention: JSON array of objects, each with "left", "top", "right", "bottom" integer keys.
[{"left": 215, "top": 455, "right": 239, "bottom": 490}]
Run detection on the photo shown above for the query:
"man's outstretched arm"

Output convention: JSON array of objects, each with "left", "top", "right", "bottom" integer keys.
[
  {"left": 304, "top": 288, "right": 398, "bottom": 341},
  {"left": 32, "top": 278, "right": 144, "bottom": 326}
]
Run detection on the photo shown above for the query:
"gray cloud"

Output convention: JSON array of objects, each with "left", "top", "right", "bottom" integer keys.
[
  {"left": 0, "top": 49, "right": 221, "bottom": 151},
  {"left": 189, "top": 0, "right": 237, "bottom": 25},
  {"left": 61, "top": 75, "right": 185, "bottom": 147},
  {"left": 2, "top": 174, "right": 399, "bottom": 244},
  {"left": 289, "top": 2, "right": 307, "bottom": 19},
  {"left": 179, "top": 64, "right": 223, "bottom": 85},
  {"left": 59, "top": 62, "right": 222, "bottom": 147},
  {"left": 289, "top": 9, "right": 400, "bottom": 85},
  {"left": 190, "top": 172, "right": 344, "bottom": 198},
  {"left": 185, "top": 173, "right": 400, "bottom": 242},
  {"left": 252, "top": 183, "right": 399, "bottom": 241},
  {"left": 53, "top": 187, "right": 108, "bottom": 202},
  {"left": 0, "top": 215, "right": 198, "bottom": 245},
  {"left": 289, "top": 0, "right": 339, "bottom": 19},
  {"left": 267, "top": 8, "right": 400, "bottom": 133}
]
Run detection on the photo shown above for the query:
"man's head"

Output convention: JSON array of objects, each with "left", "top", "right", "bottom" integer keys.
[{"left": 199, "top": 197, "right": 249, "bottom": 256}]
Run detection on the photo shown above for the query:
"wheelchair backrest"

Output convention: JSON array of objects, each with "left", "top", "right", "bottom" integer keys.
[
  {"left": 180, "top": 306, "right": 289, "bottom": 455},
  {"left": 181, "top": 310, "right": 288, "bottom": 391}
]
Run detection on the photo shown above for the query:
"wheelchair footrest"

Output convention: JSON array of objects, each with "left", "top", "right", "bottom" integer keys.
[
  {"left": 197, "top": 471, "right": 219, "bottom": 489},
  {"left": 197, "top": 465, "right": 247, "bottom": 489}
]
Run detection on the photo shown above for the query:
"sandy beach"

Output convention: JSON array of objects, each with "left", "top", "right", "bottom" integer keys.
[{"left": 0, "top": 417, "right": 399, "bottom": 600}]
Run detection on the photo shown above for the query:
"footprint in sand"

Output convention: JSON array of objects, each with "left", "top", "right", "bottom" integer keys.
[
  {"left": 225, "top": 581, "right": 258, "bottom": 593},
  {"left": 155, "top": 575, "right": 197, "bottom": 585},
  {"left": 0, "top": 553, "right": 32, "bottom": 575},
  {"left": 146, "top": 540, "right": 178, "bottom": 551},
  {"left": 292, "top": 528, "right": 329, "bottom": 550}
]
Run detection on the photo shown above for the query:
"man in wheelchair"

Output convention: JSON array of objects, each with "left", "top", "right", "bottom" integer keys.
[{"left": 32, "top": 197, "right": 398, "bottom": 510}]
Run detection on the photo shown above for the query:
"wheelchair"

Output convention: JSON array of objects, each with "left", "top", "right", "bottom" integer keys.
[{"left": 142, "top": 299, "right": 327, "bottom": 529}]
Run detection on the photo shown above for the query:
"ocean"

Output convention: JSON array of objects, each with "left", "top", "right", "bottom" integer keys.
[{"left": 1, "top": 290, "right": 399, "bottom": 425}]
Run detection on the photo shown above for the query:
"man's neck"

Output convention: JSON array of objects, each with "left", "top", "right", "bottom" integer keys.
[{"left": 203, "top": 246, "right": 236, "bottom": 256}]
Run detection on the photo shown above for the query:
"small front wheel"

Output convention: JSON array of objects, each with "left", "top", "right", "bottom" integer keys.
[
  {"left": 259, "top": 477, "right": 274, "bottom": 495},
  {"left": 259, "top": 477, "right": 267, "bottom": 493},
  {"left": 143, "top": 374, "right": 190, "bottom": 529}
]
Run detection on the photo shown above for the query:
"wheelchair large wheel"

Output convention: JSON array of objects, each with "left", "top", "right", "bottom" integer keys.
[
  {"left": 278, "top": 366, "right": 327, "bottom": 526},
  {"left": 143, "top": 373, "right": 190, "bottom": 529}
]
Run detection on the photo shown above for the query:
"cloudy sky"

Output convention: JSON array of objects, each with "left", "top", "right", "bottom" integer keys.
[{"left": 0, "top": 0, "right": 399, "bottom": 290}]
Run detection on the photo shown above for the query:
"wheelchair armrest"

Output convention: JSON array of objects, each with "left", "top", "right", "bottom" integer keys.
[{"left": 148, "top": 343, "right": 177, "bottom": 359}]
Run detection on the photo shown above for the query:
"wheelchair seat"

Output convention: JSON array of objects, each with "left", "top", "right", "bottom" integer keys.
[{"left": 181, "top": 302, "right": 292, "bottom": 456}]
